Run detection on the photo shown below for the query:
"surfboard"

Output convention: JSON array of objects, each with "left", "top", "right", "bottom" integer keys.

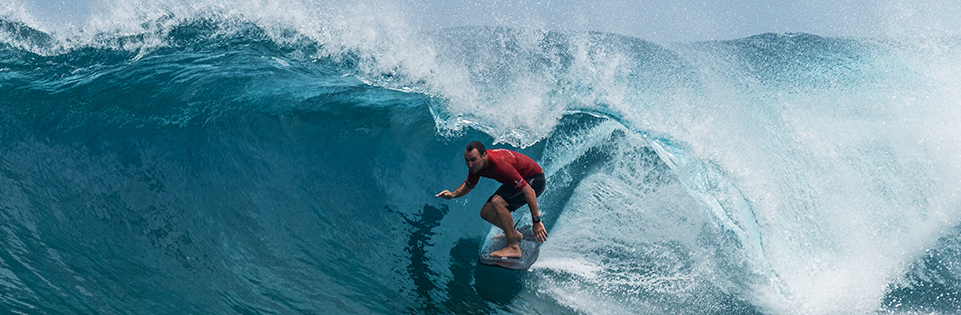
[{"left": 478, "top": 224, "right": 541, "bottom": 270}]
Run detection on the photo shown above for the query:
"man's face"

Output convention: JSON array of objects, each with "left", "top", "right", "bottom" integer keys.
[{"left": 465, "top": 149, "right": 487, "bottom": 174}]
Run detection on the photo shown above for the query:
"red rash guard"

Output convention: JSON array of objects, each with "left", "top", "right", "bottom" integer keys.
[{"left": 465, "top": 149, "right": 543, "bottom": 191}]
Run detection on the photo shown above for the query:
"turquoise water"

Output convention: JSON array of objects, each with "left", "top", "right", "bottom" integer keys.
[{"left": 2, "top": 4, "right": 961, "bottom": 314}]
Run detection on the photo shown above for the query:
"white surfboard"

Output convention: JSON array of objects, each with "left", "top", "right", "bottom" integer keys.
[{"left": 478, "top": 225, "right": 541, "bottom": 270}]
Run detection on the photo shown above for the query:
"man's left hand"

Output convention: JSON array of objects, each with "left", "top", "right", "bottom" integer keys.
[{"left": 532, "top": 221, "right": 548, "bottom": 243}]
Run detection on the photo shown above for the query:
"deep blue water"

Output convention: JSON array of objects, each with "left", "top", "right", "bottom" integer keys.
[{"left": 2, "top": 8, "right": 961, "bottom": 315}]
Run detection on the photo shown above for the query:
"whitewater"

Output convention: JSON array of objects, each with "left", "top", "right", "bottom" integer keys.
[{"left": 2, "top": 1, "right": 961, "bottom": 314}]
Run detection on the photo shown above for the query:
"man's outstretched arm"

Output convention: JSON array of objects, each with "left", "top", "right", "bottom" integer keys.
[{"left": 435, "top": 182, "right": 475, "bottom": 199}]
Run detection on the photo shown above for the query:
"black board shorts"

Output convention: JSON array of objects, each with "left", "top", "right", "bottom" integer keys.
[{"left": 487, "top": 173, "right": 546, "bottom": 212}]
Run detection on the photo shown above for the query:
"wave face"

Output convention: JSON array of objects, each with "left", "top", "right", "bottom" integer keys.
[{"left": 2, "top": 3, "right": 961, "bottom": 314}]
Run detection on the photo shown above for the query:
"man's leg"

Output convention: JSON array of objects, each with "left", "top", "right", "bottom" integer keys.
[
  {"left": 481, "top": 206, "right": 521, "bottom": 242},
  {"left": 480, "top": 195, "right": 522, "bottom": 258}
]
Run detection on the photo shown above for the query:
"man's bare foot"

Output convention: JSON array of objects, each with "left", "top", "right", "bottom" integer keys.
[
  {"left": 492, "top": 230, "right": 523, "bottom": 242},
  {"left": 491, "top": 244, "right": 522, "bottom": 258}
]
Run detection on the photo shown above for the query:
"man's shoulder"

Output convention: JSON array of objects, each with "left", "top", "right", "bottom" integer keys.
[{"left": 488, "top": 149, "right": 520, "bottom": 158}]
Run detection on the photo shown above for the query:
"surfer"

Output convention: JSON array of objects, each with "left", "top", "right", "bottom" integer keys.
[{"left": 435, "top": 141, "right": 547, "bottom": 258}]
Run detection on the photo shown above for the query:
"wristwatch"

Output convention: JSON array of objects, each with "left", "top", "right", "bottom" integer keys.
[{"left": 532, "top": 215, "right": 541, "bottom": 224}]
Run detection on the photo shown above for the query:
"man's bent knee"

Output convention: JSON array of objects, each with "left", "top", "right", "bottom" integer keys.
[
  {"left": 480, "top": 202, "right": 496, "bottom": 221},
  {"left": 489, "top": 195, "right": 509, "bottom": 210}
]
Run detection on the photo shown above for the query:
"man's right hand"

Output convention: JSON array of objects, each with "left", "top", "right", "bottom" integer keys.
[{"left": 435, "top": 190, "right": 455, "bottom": 200}]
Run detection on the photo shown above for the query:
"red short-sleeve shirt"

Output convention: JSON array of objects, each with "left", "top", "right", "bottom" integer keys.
[{"left": 465, "top": 149, "right": 543, "bottom": 191}]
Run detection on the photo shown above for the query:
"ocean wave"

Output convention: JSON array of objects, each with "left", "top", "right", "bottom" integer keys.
[{"left": 2, "top": 9, "right": 961, "bottom": 314}]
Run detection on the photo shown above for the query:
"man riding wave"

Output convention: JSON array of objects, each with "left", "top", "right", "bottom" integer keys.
[{"left": 435, "top": 141, "right": 548, "bottom": 258}]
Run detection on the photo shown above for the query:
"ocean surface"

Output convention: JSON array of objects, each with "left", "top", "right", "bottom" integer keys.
[{"left": 2, "top": 3, "right": 961, "bottom": 314}]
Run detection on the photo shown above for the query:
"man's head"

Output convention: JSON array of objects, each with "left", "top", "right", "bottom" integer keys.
[{"left": 465, "top": 141, "right": 488, "bottom": 174}]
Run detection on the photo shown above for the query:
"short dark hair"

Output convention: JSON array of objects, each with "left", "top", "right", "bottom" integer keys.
[{"left": 465, "top": 141, "right": 486, "bottom": 155}]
